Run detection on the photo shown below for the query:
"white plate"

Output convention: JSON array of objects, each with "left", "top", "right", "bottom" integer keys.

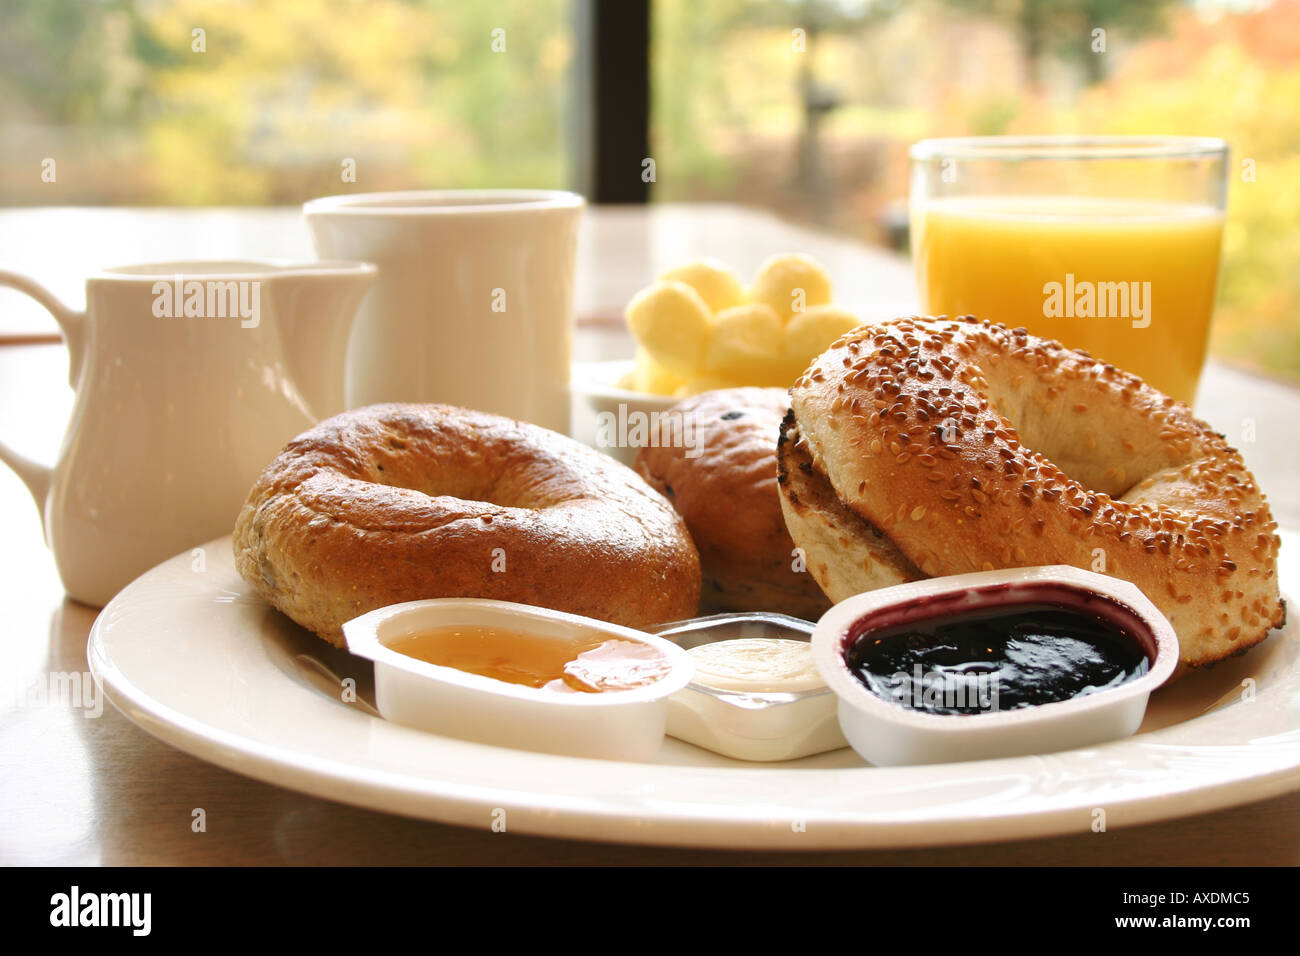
[{"left": 88, "top": 533, "right": 1300, "bottom": 850}]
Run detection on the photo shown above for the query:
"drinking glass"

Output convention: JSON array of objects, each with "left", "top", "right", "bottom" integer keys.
[{"left": 909, "top": 136, "right": 1229, "bottom": 404}]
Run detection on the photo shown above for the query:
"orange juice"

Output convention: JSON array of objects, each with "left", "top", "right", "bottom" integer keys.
[{"left": 913, "top": 196, "right": 1225, "bottom": 404}]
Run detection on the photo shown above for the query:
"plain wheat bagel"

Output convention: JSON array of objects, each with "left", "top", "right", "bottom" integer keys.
[
  {"left": 234, "top": 403, "right": 701, "bottom": 646},
  {"left": 777, "top": 316, "right": 1284, "bottom": 671}
]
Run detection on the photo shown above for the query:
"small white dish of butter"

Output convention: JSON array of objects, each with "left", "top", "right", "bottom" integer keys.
[{"left": 651, "top": 613, "right": 848, "bottom": 762}]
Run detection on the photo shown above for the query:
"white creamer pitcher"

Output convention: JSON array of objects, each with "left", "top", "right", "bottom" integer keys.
[{"left": 0, "top": 259, "right": 375, "bottom": 606}]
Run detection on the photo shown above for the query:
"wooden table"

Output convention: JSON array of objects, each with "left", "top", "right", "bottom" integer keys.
[{"left": 2, "top": 204, "right": 1297, "bottom": 865}]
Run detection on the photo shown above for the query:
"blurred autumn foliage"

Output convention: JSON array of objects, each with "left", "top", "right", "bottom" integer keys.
[
  {"left": 0, "top": 0, "right": 1296, "bottom": 378},
  {"left": 0, "top": 0, "right": 574, "bottom": 203}
]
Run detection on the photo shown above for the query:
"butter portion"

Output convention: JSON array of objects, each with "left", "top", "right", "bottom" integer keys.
[{"left": 688, "top": 638, "right": 825, "bottom": 693}]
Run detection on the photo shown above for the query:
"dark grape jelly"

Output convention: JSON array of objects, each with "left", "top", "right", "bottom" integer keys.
[{"left": 844, "top": 593, "right": 1151, "bottom": 716}]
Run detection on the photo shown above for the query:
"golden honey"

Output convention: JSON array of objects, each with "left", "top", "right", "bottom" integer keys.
[{"left": 386, "top": 625, "right": 670, "bottom": 693}]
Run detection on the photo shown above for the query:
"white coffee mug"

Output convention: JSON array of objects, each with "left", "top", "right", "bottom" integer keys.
[{"left": 304, "top": 190, "right": 585, "bottom": 433}]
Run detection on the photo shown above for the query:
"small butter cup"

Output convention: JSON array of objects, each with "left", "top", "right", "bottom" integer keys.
[
  {"left": 343, "top": 599, "right": 695, "bottom": 761},
  {"left": 652, "top": 612, "right": 848, "bottom": 762},
  {"left": 811, "top": 566, "right": 1179, "bottom": 767}
]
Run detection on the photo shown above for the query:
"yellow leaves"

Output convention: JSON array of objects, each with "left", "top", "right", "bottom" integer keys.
[
  {"left": 145, "top": 117, "right": 268, "bottom": 204},
  {"left": 116, "top": 0, "right": 573, "bottom": 204}
]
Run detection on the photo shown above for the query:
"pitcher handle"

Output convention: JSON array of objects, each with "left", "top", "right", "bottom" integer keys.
[{"left": 0, "top": 268, "right": 85, "bottom": 517}]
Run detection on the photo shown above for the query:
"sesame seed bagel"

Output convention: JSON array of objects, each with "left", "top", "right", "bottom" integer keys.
[
  {"left": 776, "top": 316, "right": 1285, "bottom": 672},
  {"left": 234, "top": 403, "right": 701, "bottom": 646}
]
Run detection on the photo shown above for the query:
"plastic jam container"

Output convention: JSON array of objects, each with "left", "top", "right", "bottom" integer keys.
[
  {"left": 812, "top": 566, "right": 1179, "bottom": 767},
  {"left": 343, "top": 598, "right": 695, "bottom": 761}
]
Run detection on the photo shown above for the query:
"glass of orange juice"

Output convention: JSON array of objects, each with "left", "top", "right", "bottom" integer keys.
[{"left": 909, "top": 136, "right": 1228, "bottom": 405}]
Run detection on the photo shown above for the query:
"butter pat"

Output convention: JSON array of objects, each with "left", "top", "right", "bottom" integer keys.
[
  {"left": 689, "top": 638, "right": 825, "bottom": 693},
  {"left": 655, "top": 615, "right": 848, "bottom": 763}
]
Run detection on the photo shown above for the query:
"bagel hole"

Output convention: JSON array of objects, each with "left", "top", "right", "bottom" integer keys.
[
  {"left": 977, "top": 374, "right": 1152, "bottom": 500},
  {"left": 364, "top": 460, "right": 550, "bottom": 512}
]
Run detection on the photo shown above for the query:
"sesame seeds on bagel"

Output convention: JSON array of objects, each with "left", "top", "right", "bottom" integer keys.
[{"left": 776, "top": 316, "right": 1285, "bottom": 672}]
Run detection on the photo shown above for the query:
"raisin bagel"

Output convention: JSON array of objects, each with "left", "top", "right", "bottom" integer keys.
[
  {"left": 634, "top": 388, "right": 832, "bottom": 620},
  {"left": 777, "top": 316, "right": 1284, "bottom": 671}
]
